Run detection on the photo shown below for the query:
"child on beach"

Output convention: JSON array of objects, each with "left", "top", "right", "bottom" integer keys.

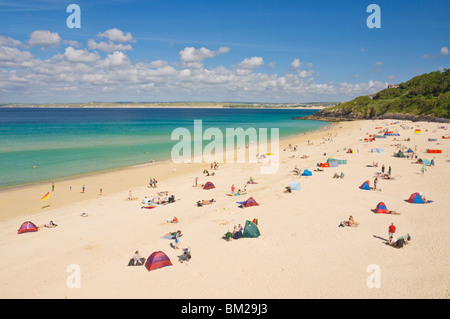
[{"left": 174, "top": 230, "right": 181, "bottom": 249}]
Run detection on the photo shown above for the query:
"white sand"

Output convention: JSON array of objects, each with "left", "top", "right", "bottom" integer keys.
[{"left": 0, "top": 119, "right": 449, "bottom": 299}]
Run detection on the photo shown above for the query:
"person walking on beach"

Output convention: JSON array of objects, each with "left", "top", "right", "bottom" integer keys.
[
  {"left": 231, "top": 184, "right": 235, "bottom": 196},
  {"left": 374, "top": 177, "right": 378, "bottom": 190},
  {"left": 381, "top": 165, "right": 385, "bottom": 174},
  {"left": 195, "top": 177, "right": 198, "bottom": 187},
  {"left": 82, "top": 185, "right": 85, "bottom": 193},
  {"left": 388, "top": 223, "right": 396, "bottom": 238},
  {"left": 174, "top": 230, "right": 181, "bottom": 250},
  {"left": 52, "top": 182, "right": 55, "bottom": 192},
  {"left": 421, "top": 165, "right": 426, "bottom": 175},
  {"left": 388, "top": 166, "right": 391, "bottom": 176}
]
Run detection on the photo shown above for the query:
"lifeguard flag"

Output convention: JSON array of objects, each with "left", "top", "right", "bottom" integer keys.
[{"left": 41, "top": 192, "right": 50, "bottom": 201}]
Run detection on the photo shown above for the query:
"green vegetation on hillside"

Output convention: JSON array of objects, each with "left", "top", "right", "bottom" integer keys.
[{"left": 336, "top": 69, "right": 450, "bottom": 119}]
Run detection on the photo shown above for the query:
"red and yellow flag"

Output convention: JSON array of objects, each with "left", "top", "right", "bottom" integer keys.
[{"left": 41, "top": 192, "right": 50, "bottom": 201}]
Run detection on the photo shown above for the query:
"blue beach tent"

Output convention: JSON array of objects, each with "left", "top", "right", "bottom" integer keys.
[
  {"left": 302, "top": 169, "right": 312, "bottom": 176},
  {"left": 359, "top": 180, "right": 371, "bottom": 190}
]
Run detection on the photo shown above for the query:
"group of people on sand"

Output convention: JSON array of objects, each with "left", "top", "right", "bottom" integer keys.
[
  {"left": 203, "top": 169, "right": 215, "bottom": 176},
  {"left": 197, "top": 199, "right": 216, "bottom": 207},
  {"left": 210, "top": 162, "right": 219, "bottom": 170},
  {"left": 142, "top": 191, "right": 175, "bottom": 205},
  {"left": 148, "top": 178, "right": 158, "bottom": 188},
  {"left": 231, "top": 184, "right": 247, "bottom": 196},
  {"left": 231, "top": 224, "right": 244, "bottom": 239},
  {"left": 333, "top": 172, "right": 344, "bottom": 179}
]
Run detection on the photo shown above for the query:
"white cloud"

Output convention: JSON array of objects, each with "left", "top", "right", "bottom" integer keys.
[
  {"left": 290, "top": 58, "right": 301, "bottom": 69},
  {"left": 64, "top": 40, "right": 82, "bottom": 48},
  {"left": 440, "top": 46, "right": 449, "bottom": 56},
  {"left": 0, "top": 37, "right": 390, "bottom": 103},
  {"left": 238, "top": 57, "right": 264, "bottom": 69},
  {"left": 0, "top": 35, "right": 24, "bottom": 48},
  {"left": 87, "top": 39, "right": 133, "bottom": 53},
  {"left": 28, "top": 30, "right": 61, "bottom": 48},
  {"left": 0, "top": 46, "right": 34, "bottom": 68},
  {"left": 99, "top": 51, "right": 131, "bottom": 68},
  {"left": 65, "top": 47, "right": 100, "bottom": 63},
  {"left": 97, "top": 28, "right": 135, "bottom": 43},
  {"left": 179, "top": 46, "right": 229, "bottom": 63}
]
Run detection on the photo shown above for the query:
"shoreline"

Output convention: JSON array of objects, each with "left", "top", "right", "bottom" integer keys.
[
  {"left": 0, "top": 123, "right": 332, "bottom": 220},
  {"left": 0, "top": 119, "right": 332, "bottom": 192},
  {"left": 0, "top": 105, "right": 327, "bottom": 110}
]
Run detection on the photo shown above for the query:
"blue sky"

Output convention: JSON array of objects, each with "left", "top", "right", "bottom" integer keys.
[{"left": 0, "top": 0, "right": 448, "bottom": 103}]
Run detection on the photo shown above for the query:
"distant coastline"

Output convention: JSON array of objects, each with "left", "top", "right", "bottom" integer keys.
[{"left": 0, "top": 102, "right": 336, "bottom": 110}]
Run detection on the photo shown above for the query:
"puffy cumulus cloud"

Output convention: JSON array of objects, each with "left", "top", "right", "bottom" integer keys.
[
  {"left": 99, "top": 51, "right": 131, "bottom": 68},
  {"left": 97, "top": 28, "right": 135, "bottom": 43},
  {"left": 0, "top": 35, "right": 24, "bottom": 48},
  {"left": 238, "top": 57, "right": 264, "bottom": 70},
  {"left": 0, "top": 35, "right": 389, "bottom": 103},
  {"left": 65, "top": 47, "right": 100, "bottom": 63},
  {"left": 28, "top": 30, "right": 61, "bottom": 48},
  {"left": 290, "top": 58, "right": 301, "bottom": 69},
  {"left": 179, "top": 46, "right": 230, "bottom": 69},
  {"left": 440, "top": 46, "right": 449, "bottom": 56},
  {"left": 0, "top": 46, "right": 34, "bottom": 68},
  {"left": 87, "top": 39, "right": 133, "bottom": 53}
]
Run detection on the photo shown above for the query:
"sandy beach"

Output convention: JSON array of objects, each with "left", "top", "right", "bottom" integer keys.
[{"left": 0, "top": 119, "right": 449, "bottom": 299}]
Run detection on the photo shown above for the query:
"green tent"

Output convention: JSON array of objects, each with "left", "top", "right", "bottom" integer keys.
[
  {"left": 395, "top": 150, "right": 406, "bottom": 158},
  {"left": 243, "top": 220, "right": 261, "bottom": 238}
]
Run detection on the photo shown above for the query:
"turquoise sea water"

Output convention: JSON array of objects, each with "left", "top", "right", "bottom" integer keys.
[{"left": 0, "top": 108, "right": 327, "bottom": 189}]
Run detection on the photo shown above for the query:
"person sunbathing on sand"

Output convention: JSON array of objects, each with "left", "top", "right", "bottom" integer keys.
[
  {"left": 167, "top": 216, "right": 178, "bottom": 223},
  {"left": 339, "top": 216, "right": 355, "bottom": 227},
  {"left": 198, "top": 199, "right": 216, "bottom": 205}
]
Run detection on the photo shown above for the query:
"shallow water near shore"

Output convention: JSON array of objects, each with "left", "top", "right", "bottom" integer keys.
[{"left": 0, "top": 107, "right": 327, "bottom": 189}]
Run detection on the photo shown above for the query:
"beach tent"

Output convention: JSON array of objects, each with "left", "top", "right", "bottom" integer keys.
[
  {"left": 371, "top": 148, "right": 384, "bottom": 153},
  {"left": 18, "top": 221, "right": 38, "bottom": 234},
  {"left": 375, "top": 202, "right": 389, "bottom": 214},
  {"left": 238, "top": 197, "right": 259, "bottom": 208},
  {"left": 395, "top": 150, "right": 406, "bottom": 158},
  {"left": 243, "top": 220, "right": 261, "bottom": 238},
  {"left": 144, "top": 251, "right": 172, "bottom": 272},
  {"left": 359, "top": 180, "right": 371, "bottom": 190},
  {"left": 302, "top": 169, "right": 312, "bottom": 176},
  {"left": 408, "top": 193, "right": 425, "bottom": 204},
  {"left": 347, "top": 148, "right": 354, "bottom": 153},
  {"left": 289, "top": 180, "right": 301, "bottom": 191},
  {"left": 203, "top": 182, "right": 215, "bottom": 190},
  {"left": 406, "top": 148, "right": 414, "bottom": 153},
  {"left": 423, "top": 159, "right": 431, "bottom": 166}
]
